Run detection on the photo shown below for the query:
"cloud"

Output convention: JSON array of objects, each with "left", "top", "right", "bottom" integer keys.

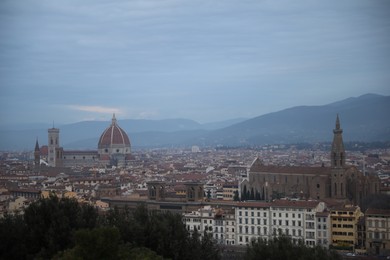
[{"left": 67, "top": 105, "right": 122, "bottom": 115}]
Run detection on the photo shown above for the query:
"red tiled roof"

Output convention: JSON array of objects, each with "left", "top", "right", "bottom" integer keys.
[
  {"left": 366, "top": 208, "right": 390, "bottom": 216},
  {"left": 98, "top": 119, "right": 130, "bottom": 148},
  {"left": 271, "top": 199, "right": 321, "bottom": 209}
]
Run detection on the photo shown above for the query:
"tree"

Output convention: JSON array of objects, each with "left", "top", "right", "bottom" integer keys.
[
  {"left": 245, "top": 235, "right": 341, "bottom": 260},
  {"left": 56, "top": 227, "right": 121, "bottom": 260},
  {"left": 0, "top": 213, "right": 28, "bottom": 259},
  {"left": 233, "top": 190, "right": 239, "bottom": 201},
  {"left": 23, "top": 195, "right": 98, "bottom": 259}
]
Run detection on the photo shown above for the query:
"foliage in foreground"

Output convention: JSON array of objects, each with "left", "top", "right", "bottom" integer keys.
[
  {"left": 0, "top": 196, "right": 220, "bottom": 260},
  {"left": 245, "top": 234, "right": 341, "bottom": 260}
]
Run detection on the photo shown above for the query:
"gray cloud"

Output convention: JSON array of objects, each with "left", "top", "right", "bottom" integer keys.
[{"left": 0, "top": 0, "right": 389, "bottom": 124}]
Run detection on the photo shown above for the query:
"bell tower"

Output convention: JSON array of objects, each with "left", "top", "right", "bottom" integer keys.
[
  {"left": 34, "top": 138, "right": 40, "bottom": 167},
  {"left": 48, "top": 127, "right": 60, "bottom": 167},
  {"left": 331, "top": 114, "right": 346, "bottom": 199}
]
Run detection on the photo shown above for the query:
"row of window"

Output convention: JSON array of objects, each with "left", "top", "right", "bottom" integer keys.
[
  {"left": 332, "top": 224, "right": 353, "bottom": 228},
  {"left": 367, "top": 231, "right": 387, "bottom": 240},
  {"left": 239, "top": 217, "right": 267, "bottom": 225},
  {"left": 332, "top": 231, "right": 354, "bottom": 236}
]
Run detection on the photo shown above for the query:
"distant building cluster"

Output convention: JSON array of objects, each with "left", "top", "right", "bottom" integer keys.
[
  {"left": 44, "top": 114, "right": 131, "bottom": 168},
  {"left": 1, "top": 115, "right": 390, "bottom": 256}
]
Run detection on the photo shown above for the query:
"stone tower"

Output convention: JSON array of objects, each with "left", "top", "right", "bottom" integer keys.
[
  {"left": 34, "top": 138, "right": 40, "bottom": 167},
  {"left": 331, "top": 114, "right": 346, "bottom": 199},
  {"left": 48, "top": 127, "right": 60, "bottom": 167}
]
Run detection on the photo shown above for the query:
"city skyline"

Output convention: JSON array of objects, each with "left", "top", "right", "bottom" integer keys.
[{"left": 1, "top": 0, "right": 390, "bottom": 125}]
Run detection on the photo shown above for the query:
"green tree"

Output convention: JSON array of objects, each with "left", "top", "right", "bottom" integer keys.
[
  {"left": 245, "top": 234, "right": 341, "bottom": 260},
  {"left": 56, "top": 227, "right": 121, "bottom": 260},
  {"left": 23, "top": 195, "right": 98, "bottom": 259},
  {"left": 233, "top": 190, "right": 239, "bottom": 201},
  {"left": 0, "top": 213, "right": 28, "bottom": 259}
]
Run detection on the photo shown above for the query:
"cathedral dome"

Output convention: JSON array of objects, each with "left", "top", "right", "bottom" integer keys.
[{"left": 98, "top": 114, "right": 130, "bottom": 149}]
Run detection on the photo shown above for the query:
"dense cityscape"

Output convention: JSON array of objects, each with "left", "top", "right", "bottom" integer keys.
[{"left": 0, "top": 115, "right": 389, "bottom": 259}]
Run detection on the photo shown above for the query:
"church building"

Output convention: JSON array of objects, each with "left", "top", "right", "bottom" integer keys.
[
  {"left": 43, "top": 114, "right": 131, "bottom": 168},
  {"left": 241, "top": 115, "right": 380, "bottom": 206}
]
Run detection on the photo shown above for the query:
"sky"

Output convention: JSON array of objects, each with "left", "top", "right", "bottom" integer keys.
[{"left": 1, "top": 0, "right": 389, "bottom": 125}]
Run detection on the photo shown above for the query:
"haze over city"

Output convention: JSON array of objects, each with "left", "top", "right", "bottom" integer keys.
[{"left": 1, "top": 0, "right": 390, "bottom": 126}]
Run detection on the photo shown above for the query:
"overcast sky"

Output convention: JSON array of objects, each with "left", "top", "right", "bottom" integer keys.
[{"left": 1, "top": 0, "right": 389, "bottom": 125}]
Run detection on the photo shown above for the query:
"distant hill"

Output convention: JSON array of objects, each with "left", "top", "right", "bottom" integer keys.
[
  {"left": 195, "top": 93, "right": 390, "bottom": 146},
  {"left": 0, "top": 94, "right": 388, "bottom": 150}
]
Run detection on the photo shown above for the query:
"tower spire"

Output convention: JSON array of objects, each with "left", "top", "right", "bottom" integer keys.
[
  {"left": 34, "top": 138, "right": 40, "bottom": 151},
  {"left": 112, "top": 113, "right": 117, "bottom": 125},
  {"left": 335, "top": 113, "right": 340, "bottom": 130},
  {"left": 331, "top": 114, "right": 345, "bottom": 168},
  {"left": 34, "top": 138, "right": 40, "bottom": 167}
]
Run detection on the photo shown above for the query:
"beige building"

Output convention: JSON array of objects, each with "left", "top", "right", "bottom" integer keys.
[
  {"left": 330, "top": 205, "right": 363, "bottom": 250},
  {"left": 222, "top": 183, "right": 238, "bottom": 201},
  {"left": 365, "top": 208, "right": 390, "bottom": 256}
]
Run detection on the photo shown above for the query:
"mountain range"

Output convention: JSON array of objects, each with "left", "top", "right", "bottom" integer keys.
[{"left": 1, "top": 93, "right": 389, "bottom": 151}]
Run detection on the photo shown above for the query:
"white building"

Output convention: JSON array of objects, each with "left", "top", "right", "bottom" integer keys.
[{"left": 183, "top": 200, "right": 328, "bottom": 248}]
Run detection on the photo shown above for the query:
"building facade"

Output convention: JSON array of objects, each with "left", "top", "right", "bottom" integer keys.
[
  {"left": 365, "top": 208, "right": 390, "bottom": 256},
  {"left": 39, "top": 114, "right": 131, "bottom": 168},
  {"left": 241, "top": 115, "right": 380, "bottom": 206},
  {"left": 330, "top": 205, "right": 363, "bottom": 250}
]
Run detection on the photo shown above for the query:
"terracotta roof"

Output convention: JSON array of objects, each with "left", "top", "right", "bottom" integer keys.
[
  {"left": 271, "top": 199, "right": 321, "bottom": 209},
  {"left": 251, "top": 164, "right": 332, "bottom": 175},
  {"left": 98, "top": 115, "right": 130, "bottom": 148},
  {"left": 365, "top": 208, "right": 390, "bottom": 216},
  {"left": 236, "top": 201, "right": 270, "bottom": 208}
]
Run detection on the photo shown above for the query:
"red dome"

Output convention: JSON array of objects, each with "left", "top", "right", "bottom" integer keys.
[{"left": 98, "top": 115, "right": 130, "bottom": 148}]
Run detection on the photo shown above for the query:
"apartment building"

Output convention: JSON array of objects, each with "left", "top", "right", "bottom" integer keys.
[
  {"left": 269, "top": 200, "right": 326, "bottom": 247},
  {"left": 365, "top": 208, "right": 390, "bottom": 256},
  {"left": 236, "top": 201, "right": 270, "bottom": 245},
  {"left": 330, "top": 205, "right": 363, "bottom": 250},
  {"left": 183, "top": 205, "right": 235, "bottom": 245},
  {"left": 222, "top": 183, "right": 238, "bottom": 201},
  {"left": 184, "top": 200, "right": 327, "bottom": 247},
  {"left": 316, "top": 211, "right": 331, "bottom": 248}
]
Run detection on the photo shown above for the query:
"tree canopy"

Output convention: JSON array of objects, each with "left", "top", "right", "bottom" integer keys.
[{"left": 245, "top": 234, "right": 341, "bottom": 260}]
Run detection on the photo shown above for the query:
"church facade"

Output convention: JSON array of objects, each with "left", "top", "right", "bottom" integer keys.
[
  {"left": 241, "top": 115, "right": 380, "bottom": 206},
  {"left": 44, "top": 114, "right": 131, "bottom": 168}
]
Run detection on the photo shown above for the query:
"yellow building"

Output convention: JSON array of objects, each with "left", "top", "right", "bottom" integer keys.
[
  {"left": 330, "top": 205, "right": 363, "bottom": 250},
  {"left": 222, "top": 183, "right": 238, "bottom": 201},
  {"left": 365, "top": 208, "right": 390, "bottom": 256}
]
